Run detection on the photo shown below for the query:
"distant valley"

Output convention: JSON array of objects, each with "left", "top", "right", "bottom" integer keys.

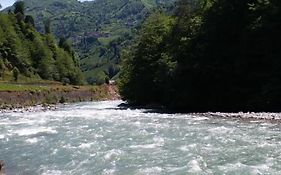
[{"left": 9, "top": 0, "right": 174, "bottom": 84}]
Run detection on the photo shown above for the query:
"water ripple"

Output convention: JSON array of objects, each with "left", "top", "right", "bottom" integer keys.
[{"left": 1, "top": 101, "right": 281, "bottom": 174}]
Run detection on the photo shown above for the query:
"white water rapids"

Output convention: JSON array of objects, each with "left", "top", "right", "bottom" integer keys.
[{"left": 0, "top": 101, "right": 281, "bottom": 174}]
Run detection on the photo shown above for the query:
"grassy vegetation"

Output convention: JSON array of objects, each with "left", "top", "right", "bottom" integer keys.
[
  {"left": 0, "top": 80, "right": 117, "bottom": 108},
  {"left": 0, "top": 83, "right": 49, "bottom": 92}
]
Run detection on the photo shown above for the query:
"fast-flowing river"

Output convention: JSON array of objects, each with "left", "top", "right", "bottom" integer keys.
[{"left": 0, "top": 101, "right": 281, "bottom": 174}]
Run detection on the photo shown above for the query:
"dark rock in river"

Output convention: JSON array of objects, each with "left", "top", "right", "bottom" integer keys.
[{"left": 0, "top": 160, "right": 5, "bottom": 174}]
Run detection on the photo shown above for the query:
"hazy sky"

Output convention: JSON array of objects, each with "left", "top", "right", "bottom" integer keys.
[
  {"left": 0, "top": 0, "right": 94, "bottom": 9},
  {"left": 0, "top": 0, "right": 15, "bottom": 9}
]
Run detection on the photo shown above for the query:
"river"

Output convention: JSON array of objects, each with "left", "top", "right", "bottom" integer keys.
[{"left": 0, "top": 101, "right": 281, "bottom": 174}]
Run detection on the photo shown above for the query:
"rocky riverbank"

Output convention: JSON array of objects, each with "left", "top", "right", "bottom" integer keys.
[
  {"left": 198, "top": 112, "right": 281, "bottom": 121},
  {"left": 0, "top": 84, "right": 120, "bottom": 110}
]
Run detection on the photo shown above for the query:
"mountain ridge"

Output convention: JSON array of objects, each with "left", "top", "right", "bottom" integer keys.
[{"left": 6, "top": 0, "right": 175, "bottom": 84}]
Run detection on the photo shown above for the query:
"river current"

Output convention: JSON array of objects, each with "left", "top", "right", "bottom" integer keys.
[{"left": 0, "top": 101, "right": 281, "bottom": 174}]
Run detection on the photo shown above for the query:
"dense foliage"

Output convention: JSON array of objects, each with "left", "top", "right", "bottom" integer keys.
[
  {"left": 6, "top": 0, "right": 175, "bottom": 84},
  {"left": 119, "top": 12, "right": 176, "bottom": 104},
  {"left": 0, "top": 3, "right": 83, "bottom": 84},
  {"left": 120, "top": 0, "right": 281, "bottom": 112}
]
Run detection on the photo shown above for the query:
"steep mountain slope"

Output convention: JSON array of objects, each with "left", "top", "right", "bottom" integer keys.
[
  {"left": 11, "top": 0, "right": 174, "bottom": 84},
  {"left": 0, "top": 10, "right": 83, "bottom": 85}
]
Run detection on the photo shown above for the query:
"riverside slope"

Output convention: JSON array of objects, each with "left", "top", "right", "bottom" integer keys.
[{"left": 0, "top": 84, "right": 120, "bottom": 109}]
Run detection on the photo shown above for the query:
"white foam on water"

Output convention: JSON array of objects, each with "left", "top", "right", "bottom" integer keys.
[
  {"left": 78, "top": 143, "right": 92, "bottom": 149},
  {"left": 187, "top": 160, "right": 202, "bottom": 173},
  {"left": 188, "top": 143, "right": 197, "bottom": 148},
  {"left": 130, "top": 144, "right": 158, "bottom": 149},
  {"left": 179, "top": 145, "right": 189, "bottom": 152},
  {"left": 41, "top": 170, "right": 62, "bottom": 175},
  {"left": 208, "top": 126, "right": 233, "bottom": 134},
  {"left": 94, "top": 134, "right": 104, "bottom": 138},
  {"left": 0, "top": 118, "right": 46, "bottom": 126},
  {"left": 192, "top": 116, "right": 210, "bottom": 121},
  {"left": 102, "top": 168, "right": 115, "bottom": 175},
  {"left": 13, "top": 127, "right": 57, "bottom": 136},
  {"left": 52, "top": 149, "right": 58, "bottom": 155},
  {"left": 130, "top": 137, "right": 164, "bottom": 149},
  {"left": 104, "top": 149, "right": 123, "bottom": 160},
  {"left": 218, "top": 161, "right": 272, "bottom": 174},
  {"left": 166, "top": 166, "right": 187, "bottom": 173},
  {"left": 26, "top": 138, "right": 39, "bottom": 144},
  {"left": 138, "top": 129, "right": 149, "bottom": 135},
  {"left": 134, "top": 121, "right": 141, "bottom": 126},
  {"left": 2, "top": 101, "right": 281, "bottom": 174},
  {"left": 153, "top": 136, "right": 165, "bottom": 146},
  {"left": 258, "top": 141, "right": 274, "bottom": 148},
  {"left": 62, "top": 144, "right": 76, "bottom": 150},
  {"left": 252, "top": 164, "right": 270, "bottom": 172},
  {"left": 138, "top": 167, "right": 163, "bottom": 175}
]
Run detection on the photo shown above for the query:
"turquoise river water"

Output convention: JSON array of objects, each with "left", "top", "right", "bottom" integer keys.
[{"left": 0, "top": 101, "right": 281, "bottom": 174}]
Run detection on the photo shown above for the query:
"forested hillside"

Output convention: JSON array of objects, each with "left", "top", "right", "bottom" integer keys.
[
  {"left": 119, "top": 0, "right": 281, "bottom": 112},
  {"left": 0, "top": 2, "right": 83, "bottom": 85},
  {"left": 7, "top": 0, "right": 174, "bottom": 84}
]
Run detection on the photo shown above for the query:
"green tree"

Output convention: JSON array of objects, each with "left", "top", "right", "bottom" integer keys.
[
  {"left": 119, "top": 12, "right": 175, "bottom": 105},
  {"left": 59, "top": 36, "right": 72, "bottom": 54},
  {"left": 12, "top": 67, "right": 19, "bottom": 81},
  {"left": 44, "top": 18, "right": 51, "bottom": 34},
  {"left": 120, "top": 0, "right": 281, "bottom": 111},
  {"left": 0, "top": 12, "right": 83, "bottom": 85},
  {"left": 0, "top": 58, "right": 5, "bottom": 78},
  {"left": 14, "top": 1, "right": 25, "bottom": 15},
  {"left": 24, "top": 15, "right": 35, "bottom": 27}
]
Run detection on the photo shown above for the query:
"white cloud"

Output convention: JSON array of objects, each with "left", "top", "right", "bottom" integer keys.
[
  {"left": 0, "top": 0, "right": 95, "bottom": 9},
  {"left": 0, "top": 0, "right": 16, "bottom": 9}
]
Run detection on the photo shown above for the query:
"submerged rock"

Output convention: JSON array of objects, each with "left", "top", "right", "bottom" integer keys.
[{"left": 0, "top": 160, "right": 5, "bottom": 175}]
